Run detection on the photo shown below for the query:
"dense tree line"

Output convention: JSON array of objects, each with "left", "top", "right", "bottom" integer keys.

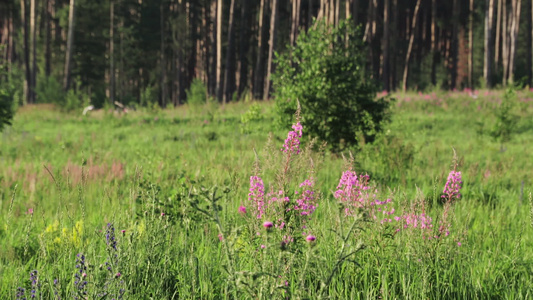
[{"left": 0, "top": 0, "right": 532, "bottom": 107}]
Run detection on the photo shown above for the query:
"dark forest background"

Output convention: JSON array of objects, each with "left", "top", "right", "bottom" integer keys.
[{"left": 0, "top": 0, "right": 532, "bottom": 108}]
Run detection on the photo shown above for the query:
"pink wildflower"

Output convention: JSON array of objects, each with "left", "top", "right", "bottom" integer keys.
[
  {"left": 442, "top": 170, "right": 463, "bottom": 202},
  {"left": 238, "top": 206, "right": 247, "bottom": 214},
  {"left": 306, "top": 235, "right": 316, "bottom": 242},
  {"left": 249, "top": 176, "right": 265, "bottom": 218},
  {"left": 294, "top": 178, "right": 317, "bottom": 216},
  {"left": 263, "top": 221, "right": 274, "bottom": 228},
  {"left": 334, "top": 170, "right": 371, "bottom": 215},
  {"left": 282, "top": 122, "right": 303, "bottom": 154}
]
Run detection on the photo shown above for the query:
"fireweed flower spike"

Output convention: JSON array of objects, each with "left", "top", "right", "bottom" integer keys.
[
  {"left": 282, "top": 122, "right": 303, "bottom": 154},
  {"left": 249, "top": 176, "right": 265, "bottom": 218},
  {"left": 334, "top": 170, "right": 371, "bottom": 216},
  {"left": 442, "top": 170, "right": 463, "bottom": 202}
]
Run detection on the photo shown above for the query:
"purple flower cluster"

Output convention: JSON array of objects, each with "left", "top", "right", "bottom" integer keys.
[
  {"left": 248, "top": 176, "right": 265, "bottom": 219},
  {"left": 106, "top": 223, "right": 117, "bottom": 251},
  {"left": 442, "top": 170, "right": 462, "bottom": 202},
  {"left": 16, "top": 287, "right": 26, "bottom": 300},
  {"left": 395, "top": 213, "right": 433, "bottom": 231},
  {"left": 334, "top": 170, "right": 372, "bottom": 216},
  {"left": 74, "top": 254, "right": 88, "bottom": 299},
  {"left": 294, "top": 179, "right": 317, "bottom": 216},
  {"left": 29, "top": 270, "right": 40, "bottom": 298},
  {"left": 282, "top": 122, "right": 303, "bottom": 154}
]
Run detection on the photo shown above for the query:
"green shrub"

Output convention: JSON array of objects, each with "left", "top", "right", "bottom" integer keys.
[
  {"left": 0, "top": 63, "right": 17, "bottom": 132},
  {"left": 36, "top": 74, "right": 65, "bottom": 104},
  {"left": 186, "top": 78, "right": 207, "bottom": 107},
  {"left": 491, "top": 87, "right": 518, "bottom": 149},
  {"left": 273, "top": 20, "right": 392, "bottom": 151}
]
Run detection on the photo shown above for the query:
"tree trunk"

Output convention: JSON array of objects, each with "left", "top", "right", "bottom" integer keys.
[
  {"left": 402, "top": 0, "right": 422, "bottom": 91},
  {"left": 502, "top": 0, "right": 508, "bottom": 85},
  {"left": 63, "top": 0, "right": 75, "bottom": 91},
  {"left": 223, "top": 0, "right": 236, "bottom": 104},
  {"left": 468, "top": 0, "right": 474, "bottom": 89},
  {"left": 484, "top": 0, "right": 494, "bottom": 87},
  {"left": 450, "top": 0, "right": 459, "bottom": 89},
  {"left": 508, "top": 0, "right": 521, "bottom": 84},
  {"left": 45, "top": 0, "right": 51, "bottom": 76},
  {"left": 208, "top": 0, "right": 216, "bottom": 96},
  {"left": 495, "top": 0, "right": 502, "bottom": 65},
  {"left": 526, "top": 1, "right": 533, "bottom": 88},
  {"left": 215, "top": 0, "right": 223, "bottom": 101},
  {"left": 30, "top": 0, "right": 36, "bottom": 103},
  {"left": 20, "top": 0, "right": 31, "bottom": 103},
  {"left": 382, "top": 0, "right": 390, "bottom": 91},
  {"left": 431, "top": 0, "right": 437, "bottom": 85},
  {"left": 391, "top": 0, "right": 398, "bottom": 90},
  {"left": 290, "top": 0, "right": 301, "bottom": 48},
  {"left": 238, "top": 0, "right": 251, "bottom": 97},
  {"left": 263, "top": 0, "right": 279, "bottom": 101},
  {"left": 160, "top": 2, "right": 167, "bottom": 107},
  {"left": 253, "top": 0, "right": 267, "bottom": 99},
  {"left": 109, "top": 1, "right": 115, "bottom": 105}
]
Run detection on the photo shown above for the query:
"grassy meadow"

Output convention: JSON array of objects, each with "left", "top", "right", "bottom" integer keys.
[{"left": 1, "top": 90, "right": 533, "bottom": 299}]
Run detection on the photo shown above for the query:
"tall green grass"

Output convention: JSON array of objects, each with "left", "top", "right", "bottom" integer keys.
[{"left": 1, "top": 90, "right": 532, "bottom": 298}]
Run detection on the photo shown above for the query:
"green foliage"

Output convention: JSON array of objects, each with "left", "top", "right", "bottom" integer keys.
[
  {"left": 1, "top": 93, "right": 533, "bottom": 298},
  {"left": 490, "top": 87, "right": 518, "bottom": 147},
  {"left": 186, "top": 78, "right": 208, "bottom": 107},
  {"left": 240, "top": 103, "right": 263, "bottom": 133},
  {"left": 273, "top": 20, "right": 392, "bottom": 151},
  {"left": 35, "top": 75, "right": 65, "bottom": 105},
  {"left": 0, "top": 64, "right": 18, "bottom": 132}
]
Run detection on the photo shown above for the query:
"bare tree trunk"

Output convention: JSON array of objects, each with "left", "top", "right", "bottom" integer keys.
[
  {"left": 223, "top": 0, "right": 236, "bottom": 104},
  {"left": 238, "top": 0, "right": 251, "bottom": 97},
  {"left": 253, "top": 0, "right": 267, "bottom": 99},
  {"left": 20, "top": 0, "right": 31, "bottom": 103},
  {"left": 484, "top": 0, "right": 494, "bottom": 87},
  {"left": 263, "top": 0, "right": 279, "bottom": 100},
  {"left": 290, "top": 0, "right": 301, "bottom": 47},
  {"left": 30, "top": 0, "right": 36, "bottom": 103},
  {"left": 502, "top": 0, "right": 508, "bottom": 85},
  {"left": 208, "top": 0, "right": 216, "bottom": 96},
  {"left": 63, "top": 0, "right": 75, "bottom": 91},
  {"left": 495, "top": 0, "right": 502, "bottom": 65},
  {"left": 450, "top": 0, "right": 459, "bottom": 89},
  {"left": 160, "top": 2, "right": 167, "bottom": 106},
  {"left": 468, "top": 0, "right": 474, "bottom": 89},
  {"left": 110, "top": 0, "right": 115, "bottom": 105},
  {"left": 402, "top": 0, "right": 422, "bottom": 91},
  {"left": 431, "top": 0, "right": 437, "bottom": 85},
  {"left": 45, "top": 0, "right": 51, "bottom": 76},
  {"left": 382, "top": 0, "right": 390, "bottom": 91},
  {"left": 508, "top": 0, "right": 521, "bottom": 84},
  {"left": 391, "top": 0, "right": 398, "bottom": 89},
  {"left": 215, "top": 0, "right": 223, "bottom": 101},
  {"left": 335, "top": 0, "right": 340, "bottom": 26},
  {"left": 526, "top": 1, "right": 533, "bottom": 87}
]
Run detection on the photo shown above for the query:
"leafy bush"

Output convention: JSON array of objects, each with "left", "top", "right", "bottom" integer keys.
[
  {"left": 0, "top": 85, "right": 15, "bottom": 132},
  {"left": 491, "top": 87, "right": 518, "bottom": 149},
  {"left": 240, "top": 103, "right": 263, "bottom": 133},
  {"left": 186, "top": 78, "right": 207, "bottom": 107},
  {"left": 36, "top": 74, "right": 65, "bottom": 104},
  {"left": 273, "top": 20, "right": 392, "bottom": 151},
  {"left": 0, "top": 64, "right": 18, "bottom": 132}
]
